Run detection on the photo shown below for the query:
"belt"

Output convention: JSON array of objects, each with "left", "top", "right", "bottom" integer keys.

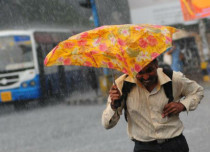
[{"left": 133, "top": 134, "right": 183, "bottom": 145}]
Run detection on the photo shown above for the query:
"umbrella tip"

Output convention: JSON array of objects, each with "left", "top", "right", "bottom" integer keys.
[{"left": 44, "top": 58, "right": 48, "bottom": 66}]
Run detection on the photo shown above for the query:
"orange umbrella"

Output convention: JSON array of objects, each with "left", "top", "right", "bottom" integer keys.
[{"left": 44, "top": 24, "right": 176, "bottom": 77}]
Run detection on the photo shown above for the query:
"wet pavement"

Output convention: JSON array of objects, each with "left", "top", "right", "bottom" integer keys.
[{"left": 0, "top": 85, "right": 209, "bottom": 152}]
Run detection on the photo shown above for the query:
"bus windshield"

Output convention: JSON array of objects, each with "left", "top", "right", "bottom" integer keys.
[{"left": 0, "top": 35, "right": 34, "bottom": 73}]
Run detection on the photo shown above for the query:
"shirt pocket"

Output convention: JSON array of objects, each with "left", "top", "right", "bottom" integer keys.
[
  {"left": 150, "top": 90, "right": 168, "bottom": 112},
  {"left": 126, "top": 96, "right": 140, "bottom": 114},
  {"left": 150, "top": 91, "right": 169, "bottom": 124},
  {"left": 159, "top": 115, "right": 168, "bottom": 124}
]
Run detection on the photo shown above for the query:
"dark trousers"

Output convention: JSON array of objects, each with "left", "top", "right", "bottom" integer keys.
[{"left": 133, "top": 134, "right": 189, "bottom": 152}]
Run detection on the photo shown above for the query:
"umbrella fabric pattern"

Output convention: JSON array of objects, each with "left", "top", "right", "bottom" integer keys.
[{"left": 44, "top": 24, "right": 176, "bottom": 77}]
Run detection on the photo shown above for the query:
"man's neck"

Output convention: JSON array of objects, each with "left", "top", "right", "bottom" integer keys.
[
  {"left": 145, "top": 83, "right": 157, "bottom": 92},
  {"left": 144, "top": 79, "right": 158, "bottom": 92}
]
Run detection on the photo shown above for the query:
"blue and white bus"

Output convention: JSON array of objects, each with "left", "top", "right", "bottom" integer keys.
[{"left": 0, "top": 29, "right": 98, "bottom": 108}]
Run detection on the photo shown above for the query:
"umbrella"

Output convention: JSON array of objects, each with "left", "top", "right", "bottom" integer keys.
[{"left": 44, "top": 24, "right": 177, "bottom": 77}]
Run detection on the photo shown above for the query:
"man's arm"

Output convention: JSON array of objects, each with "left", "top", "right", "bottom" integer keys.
[
  {"left": 102, "top": 85, "right": 124, "bottom": 129},
  {"left": 178, "top": 73, "right": 204, "bottom": 112},
  {"left": 162, "top": 71, "right": 204, "bottom": 117}
]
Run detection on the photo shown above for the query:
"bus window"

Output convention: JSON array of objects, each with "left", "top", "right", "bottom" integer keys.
[{"left": 0, "top": 35, "right": 34, "bottom": 73}]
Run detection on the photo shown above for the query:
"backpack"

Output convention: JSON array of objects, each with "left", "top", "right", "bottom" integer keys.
[{"left": 122, "top": 68, "right": 174, "bottom": 121}]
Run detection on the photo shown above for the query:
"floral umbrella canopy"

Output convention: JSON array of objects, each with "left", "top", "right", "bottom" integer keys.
[{"left": 44, "top": 24, "right": 177, "bottom": 77}]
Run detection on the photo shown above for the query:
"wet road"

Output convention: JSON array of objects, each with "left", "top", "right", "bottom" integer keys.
[{"left": 0, "top": 88, "right": 209, "bottom": 152}]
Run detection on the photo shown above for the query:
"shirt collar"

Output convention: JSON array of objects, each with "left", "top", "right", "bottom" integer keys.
[
  {"left": 157, "top": 68, "right": 172, "bottom": 85},
  {"left": 124, "top": 75, "right": 136, "bottom": 83}
]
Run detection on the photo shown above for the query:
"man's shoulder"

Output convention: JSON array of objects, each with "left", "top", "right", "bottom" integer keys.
[
  {"left": 112, "top": 74, "right": 128, "bottom": 93},
  {"left": 158, "top": 68, "right": 184, "bottom": 79},
  {"left": 115, "top": 74, "right": 128, "bottom": 84},
  {"left": 171, "top": 70, "right": 184, "bottom": 79}
]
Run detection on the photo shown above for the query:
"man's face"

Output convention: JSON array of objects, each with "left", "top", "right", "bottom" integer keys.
[{"left": 136, "top": 61, "right": 158, "bottom": 87}]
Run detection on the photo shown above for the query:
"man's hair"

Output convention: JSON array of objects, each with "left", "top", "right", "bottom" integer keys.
[{"left": 142, "top": 58, "right": 158, "bottom": 70}]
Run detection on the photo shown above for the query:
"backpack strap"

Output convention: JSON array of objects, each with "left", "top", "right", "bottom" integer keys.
[
  {"left": 162, "top": 68, "right": 174, "bottom": 103},
  {"left": 121, "top": 80, "right": 136, "bottom": 121}
]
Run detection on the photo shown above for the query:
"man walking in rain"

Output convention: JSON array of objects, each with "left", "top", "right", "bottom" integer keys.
[{"left": 102, "top": 59, "right": 204, "bottom": 152}]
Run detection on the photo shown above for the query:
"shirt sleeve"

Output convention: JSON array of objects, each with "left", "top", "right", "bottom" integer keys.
[
  {"left": 173, "top": 72, "right": 204, "bottom": 112},
  {"left": 101, "top": 96, "right": 124, "bottom": 129}
]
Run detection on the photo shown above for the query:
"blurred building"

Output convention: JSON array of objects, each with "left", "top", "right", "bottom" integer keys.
[
  {"left": 128, "top": 0, "right": 210, "bottom": 81},
  {"left": 96, "top": 0, "right": 131, "bottom": 25},
  {"left": 0, "top": 0, "right": 131, "bottom": 99},
  {"left": 0, "top": 0, "right": 130, "bottom": 30}
]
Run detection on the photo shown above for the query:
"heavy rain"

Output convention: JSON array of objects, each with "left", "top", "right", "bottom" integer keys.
[{"left": 0, "top": 0, "right": 209, "bottom": 152}]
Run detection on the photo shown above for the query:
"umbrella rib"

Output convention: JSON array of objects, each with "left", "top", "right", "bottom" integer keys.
[
  {"left": 110, "top": 32, "right": 126, "bottom": 71},
  {"left": 114, "top": 41, "right": 129, "bottom": 72},
  {"left": 90, "top": 51, "right": 98, "bottom": 67}
]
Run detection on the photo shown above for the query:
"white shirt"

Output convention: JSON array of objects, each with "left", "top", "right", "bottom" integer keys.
[{"left": 102, "top": 68, "right": 204, "bottom": 142}]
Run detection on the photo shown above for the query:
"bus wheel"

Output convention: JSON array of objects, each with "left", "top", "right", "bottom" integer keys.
[
  {"left": 38, "top": 80, "right": 48, "bottom": 106},
  {"left": 14, "top": 101, "right": 27, "bottom": 111},
  {"left": 38, "top": 82, "right": 52, "bottom": 106},
  {"left": 38, "top": 97, "right": 48, "bottom": 106}
]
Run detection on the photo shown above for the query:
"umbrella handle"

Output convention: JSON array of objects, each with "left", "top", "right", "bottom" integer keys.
[
  {"left": 111, "top": 70, "right": 116, "bottom": 85},
  {"left": 111, "top": 70, "right": 123, "bottom": 108}
]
